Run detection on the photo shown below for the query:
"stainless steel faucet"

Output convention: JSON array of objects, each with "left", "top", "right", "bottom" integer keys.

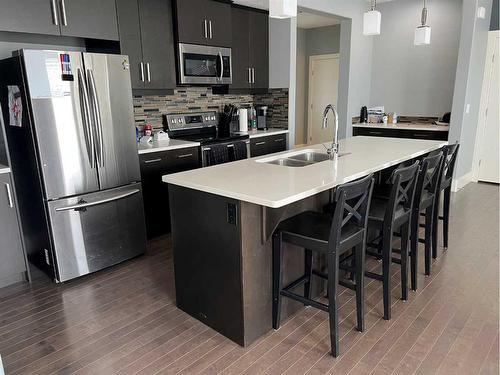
[{"left": 322, "top": 104, "right": 339, "bottom": 157}]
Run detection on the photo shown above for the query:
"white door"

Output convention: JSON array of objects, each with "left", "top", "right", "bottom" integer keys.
[
  {"left": 308, "top": 54, "right": 340, "bottom": 145},
  {"left": 478, "top": 35, "right": 500, "bottom": 183}
]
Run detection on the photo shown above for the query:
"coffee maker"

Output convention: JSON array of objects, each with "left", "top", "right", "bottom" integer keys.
[{"left": 257, "top": 106, "right": 268, "bottom": 130}]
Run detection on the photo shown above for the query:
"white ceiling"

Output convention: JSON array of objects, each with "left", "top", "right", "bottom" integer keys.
[{"left": 297, "top": 12, "right": 340, "bottom": 29}]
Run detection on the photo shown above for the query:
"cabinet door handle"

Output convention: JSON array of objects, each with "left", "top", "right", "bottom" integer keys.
[
  {"left": 255, "top": 141, "right": 266, "bottom": 146},
  {"left": 140, "top": 62, "right": 145, "bottom": 82},
  {"left": 248, "top": 68, "right": 252, "bottom": 84},
  {"left": 204, "top": 20, "right": 208, "bottom": 38},
  {"left": 368, "top": 131, "right": 383, "bottom": 135},
  {"left": 274, "top": 138, "right": 285, "bottom": 142},
  {"left": 209, "top": 20, "right": 213, "bottom": 39},
  {"left": 177, "top": 153, "right": 193, "bottom": 158},
  {"left": 59, "top": 0, "right": 67, "bottom": 26},
  {"left": 252, "top": 68, "right": 255, "bottom": 84},
  {"left": 144, "top": 158, "right": 162, "bottom": 164},
  {"left": 50, "top": 0, "right": 59, "bottom": 25},
  {"left": 4, "top": 183, "right": 13, "bottom": 208},
  {"left": 146, "top": 62, "right": 151, "bottom": 82}
]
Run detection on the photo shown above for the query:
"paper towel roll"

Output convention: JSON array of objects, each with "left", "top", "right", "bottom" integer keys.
[{"left": 239, "top": 108, "right": 248, "bottom": 132}]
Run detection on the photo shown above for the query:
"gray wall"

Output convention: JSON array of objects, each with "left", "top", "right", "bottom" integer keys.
[
  {"left": 305, "top": 24, "right": 341, "bottom": 56},
  {"left": 295, "top": 24, "right": 341, "bottom": 144},
  {"left": 369, "top": 0, "right": 462, "bottom": 117},
  {"left": 295, "top": 0, "right": 374, "bottom": 140},
  {"left": 295, "top": 28, "right": 307, "bottom": 144},
  {"left": 449, "top": 0, "right": 493, "bottom": 180}
]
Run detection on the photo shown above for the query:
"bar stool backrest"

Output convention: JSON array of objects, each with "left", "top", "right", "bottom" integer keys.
[
  {"left": 414, "top": 153, "right": 443, "bottom": 208},
  {"left": 329, "top": 174, "right": 375, "bottom": 252},
  {"left": 385, "top": 161, "right": 420, "bottom": 225},
  {"left": 442, "top": 143, "right": 460, "bottom": 182}
]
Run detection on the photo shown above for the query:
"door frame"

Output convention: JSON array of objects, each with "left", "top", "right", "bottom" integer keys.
[
  {"left": 472, "top": 31, "right": 499, "bottom": 182},
  {"left": 307, "top": 53, "right": 340, "bottom": 145}
]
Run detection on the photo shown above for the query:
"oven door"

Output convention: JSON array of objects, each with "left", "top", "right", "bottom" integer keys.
[{"left": 178, "top": 43, "right": 232, "bottom": 85}]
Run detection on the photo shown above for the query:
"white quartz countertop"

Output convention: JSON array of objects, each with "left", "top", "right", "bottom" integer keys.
[
  {"left": 137, "top": 139, "right": 200, "bottom": 154},
  {"left": 353, "top": 123, "right": 449, "bottom": 132},
  {"left": 163, "top": 136, "right": 447, "bottom": 208},
  {"left": 0, "top": 164, "right": 10, "bottom": 175},
  {"left": 235, "top": 128, "right": 289, "bottom": 138}
]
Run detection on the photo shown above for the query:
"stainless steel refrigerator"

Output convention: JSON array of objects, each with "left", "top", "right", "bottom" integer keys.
[{"left": 0, "top": 49, "right": 147, "bottom": 282}]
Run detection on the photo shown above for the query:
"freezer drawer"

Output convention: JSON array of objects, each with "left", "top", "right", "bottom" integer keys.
[{"left": 47, "top": 183, "right": 146, "bottom": 282}]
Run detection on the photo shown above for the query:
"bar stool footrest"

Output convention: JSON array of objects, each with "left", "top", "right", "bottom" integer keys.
[
  {"left": 365, "top": 271, "right": 383, "bottom": 281},
  {"left": 280, "top": 289, "right": 329, "bottom": 312}
]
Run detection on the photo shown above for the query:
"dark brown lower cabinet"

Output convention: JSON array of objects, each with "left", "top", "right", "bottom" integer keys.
[
  {"left": 352, "top": 126, "right": 449, "bottom": 141},
  {"left": 250, "top": 134, "right": 287, "bottom": 157},
  {"left": 139, "top": 147, "right": 200, "bottom": 239}
]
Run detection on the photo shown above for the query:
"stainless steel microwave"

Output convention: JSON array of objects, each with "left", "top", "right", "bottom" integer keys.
[{"left": 177, "top": 43, "right": 232, "bottom": 85}]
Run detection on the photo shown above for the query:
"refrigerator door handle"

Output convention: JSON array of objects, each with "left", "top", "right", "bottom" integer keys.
[
  {"left": 87, "top": 69, "right": 104, "bottom": 168},
  {"left": 77, "top": 68, "right": 96, "bottom": 168},
  {"left": 55, "top": 189, "right": 141, "bottom": 212}
]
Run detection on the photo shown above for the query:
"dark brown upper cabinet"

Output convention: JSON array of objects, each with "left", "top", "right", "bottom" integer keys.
[
  {"left": 173, "top": 0, "right": 232, "bottom": 47},
  {"left": 116, "top": 0, "right": 177, "bottom": 90},
  {"left": 231, "top": 6, "right": 269, "bottom": 90},
  {"left": 0, "top": 0, "right": 118, "bottom": 40},
  {"left": 58, "top": 0, "right": 119, "bottom": 40}
]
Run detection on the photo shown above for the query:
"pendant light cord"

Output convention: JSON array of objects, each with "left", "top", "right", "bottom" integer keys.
[{"left": 371, "top": 0, "right": 377, "bottom": 11}]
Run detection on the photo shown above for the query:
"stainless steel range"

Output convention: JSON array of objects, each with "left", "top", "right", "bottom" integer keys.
[{"left": 164, "top": 111, "right": 250, "bottom": 167}]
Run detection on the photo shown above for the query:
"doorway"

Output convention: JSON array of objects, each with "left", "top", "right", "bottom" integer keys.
[
  {"left": 307, "top": 54, "right": 340, "bottom": 144},
  {"left": 474, "top": 31, "right": 500, "bottom": 184},
  {"left": 295, "top": 10, "right": 342, "bottom": 147}
]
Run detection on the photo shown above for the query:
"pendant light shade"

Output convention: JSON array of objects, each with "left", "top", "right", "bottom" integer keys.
[
  {"left": 363, "top": 0, "right": 381, "bottom": 36},
  {"left": 414, "top": 0, "right": 431, "bottom": 45},
  {"left": 269, "top": 0, "right": 297, "bottom": 19}
]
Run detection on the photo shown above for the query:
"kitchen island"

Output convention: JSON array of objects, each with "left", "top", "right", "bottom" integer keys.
[{"left": 163, "top": 136, "right": 447, "bottom": 346}]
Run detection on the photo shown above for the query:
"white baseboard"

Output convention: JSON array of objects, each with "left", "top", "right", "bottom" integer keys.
[{"left": 452, "top": 171, "right": 474, "bottom": 192}]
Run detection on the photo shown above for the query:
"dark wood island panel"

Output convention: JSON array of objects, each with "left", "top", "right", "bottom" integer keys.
[{"left": 168, "top": 185, "right": 329, "bottom": 346}]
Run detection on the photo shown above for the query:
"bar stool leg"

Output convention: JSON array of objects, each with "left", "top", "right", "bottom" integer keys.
[
  {"left": 432, "top": 191, "right": 440, "bottom": 259},
  {"left": 327, "top": 251, "right": 340, "bottom": 357},
  {"left": 272, "top": 232, "right": 283, "bottom": 329},
  {"left": 410, "top": 211, "right": 419, "bottom": 291},
  {"left": 424, "top": 207, "right": 433, "bottom": 275},
  {"left": 382, "top": 229, "right": 392, "bottom": 320},
  {"left": 443, "top": 186, "right": 451, "bottom": 250},
  {"left": 400, "top": 223, "right": 410, "bottom": 301},
  {"left": 355, "top": 244, "right": 365, "bottom": 332},
  {"left": 304, "top": 249, "right": 313, "bottom": 302}
]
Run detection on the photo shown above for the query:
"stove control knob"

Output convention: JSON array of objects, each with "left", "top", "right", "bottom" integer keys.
[
  {"left": 211, "top": 116, "right": 216, "bottom": 121},
  {"left": 171, "top": 118, "right": 177, "bottom": 124}
]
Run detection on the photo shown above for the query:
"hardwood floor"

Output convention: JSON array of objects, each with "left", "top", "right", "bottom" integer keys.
[{"left": 0, "top": 182, "right": 498, "bottom": 375}]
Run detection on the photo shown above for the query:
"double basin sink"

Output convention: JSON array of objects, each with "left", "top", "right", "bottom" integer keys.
[{"left": 256, "top": 149, "right": 349, "bottom": 167}]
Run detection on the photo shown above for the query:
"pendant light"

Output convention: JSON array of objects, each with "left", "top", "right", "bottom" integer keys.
[
  {"left": 414, "top": 0, "right": 431, "bottom": 45},
  {"left": 363, "top": 0, "right": 381, "bottom": 36},
  {"left": 269, "top": 0, "right": 297, "bottom": 19}
]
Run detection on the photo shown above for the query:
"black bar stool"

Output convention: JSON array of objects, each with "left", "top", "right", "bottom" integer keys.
[
  {"left": 272, "top": 174, "right": 374, "bottom": 357},
  {"left": 410, "top": 153, "right": 443, "bottom": 290},
  {"left": 365, "top": 161, "right": 419, "bottom": 320},
  {"left": 432, "top": 143, "right": 460, "bottom": 254}
]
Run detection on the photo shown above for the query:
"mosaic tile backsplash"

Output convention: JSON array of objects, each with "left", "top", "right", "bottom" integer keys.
[{"left": 133, "top": 87, "right": 288, "bottom": 131}]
